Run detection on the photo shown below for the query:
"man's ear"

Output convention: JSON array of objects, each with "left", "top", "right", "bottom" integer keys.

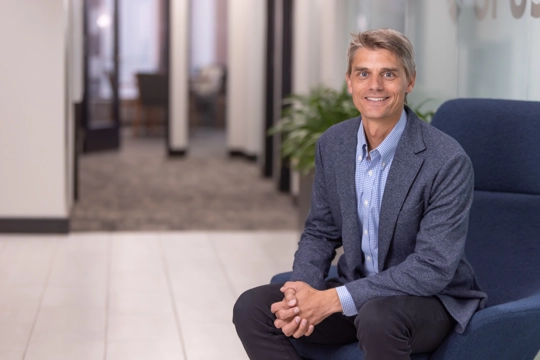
[
  {"left": 346, "top": 74, "right": 353, "bottom": 94},
  {"left": 406, "top": 72, "right": 416, "bottom": 93}
]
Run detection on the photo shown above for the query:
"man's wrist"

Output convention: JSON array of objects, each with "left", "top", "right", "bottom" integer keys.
[{"left": 323, "top": 288, "right": 343, "bottom": 315}]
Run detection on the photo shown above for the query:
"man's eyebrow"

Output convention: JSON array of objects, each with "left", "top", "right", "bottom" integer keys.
[
  {"left": 353, "top": 67, "right": 369, "bottom": 72},
  {"left": 380, "top": 67, "right": 399, "bottom": 72}
]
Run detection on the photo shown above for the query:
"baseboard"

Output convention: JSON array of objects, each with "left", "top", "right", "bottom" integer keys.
[
  {"left": 0, "top": 218, "right": 70, "bottom": 234},
  {"left": 229, "top": 150, "right": 258, "bottom": 162},
  {"left": 168, "top": 149, "right": 188, "bottom": 157}
]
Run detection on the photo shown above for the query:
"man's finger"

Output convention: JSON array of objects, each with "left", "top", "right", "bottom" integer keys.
[
  {"left": 304, "top": 324, "right": 315, "bottom": 337},
  {"left": 292, "top": 318, "right": 309, "bottom": 338},
  {"left": 270, "top": 301, "right": 287, "bottom": 314},
  {"left": 283, "top": 288, "right": 296, "bottom": 307},
  {"left": 274, "top": 318, "right": 287, "bottom": 329},
  {"left": 275, "top": 307, "right": 299, "bottom": 320},
  {"left": 281, "top": 316, "right": 301, "bottom": 337}
]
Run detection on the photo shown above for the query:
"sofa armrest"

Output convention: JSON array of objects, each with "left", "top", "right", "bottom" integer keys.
[{"left": 432, "top": 293, "right": 540, "bottom": 360}]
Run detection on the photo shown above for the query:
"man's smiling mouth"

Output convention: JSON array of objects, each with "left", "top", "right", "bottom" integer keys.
[{"left": 366, "top": 97, "right": 389, "bottom": 102}]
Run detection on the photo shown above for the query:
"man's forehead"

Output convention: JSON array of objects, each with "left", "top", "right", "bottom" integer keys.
[{"left": 352, "top": 48, "right": 405, "bottom": 70}]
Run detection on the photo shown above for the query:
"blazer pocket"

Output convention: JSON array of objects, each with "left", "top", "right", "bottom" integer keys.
[{"left": 397, "top": 201, "right": 424, "bottom": 223}]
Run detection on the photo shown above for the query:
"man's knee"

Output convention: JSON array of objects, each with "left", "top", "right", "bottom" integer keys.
[
  {"left": 233, "top": 284, "right": 281, "bottom": 328},
  {"left": 355, "top": 296, "right": 409, "bottom": 340}
]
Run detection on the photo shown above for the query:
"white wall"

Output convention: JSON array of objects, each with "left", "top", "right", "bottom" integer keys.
[
  {"left": 227, "top": 0, "right": 265, "bottom": 156},
  {"left": 170, "top": 0, "right": 189, "bottom": 151},
  {"left": 0, "top": 0, "right": 68, "bottom": 218}
]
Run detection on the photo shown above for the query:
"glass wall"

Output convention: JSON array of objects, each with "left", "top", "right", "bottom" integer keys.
[
  {"left": 406, "top": 0, "right": 540, "bottom": 113},
  {"left": 296, "top": 0, "right": 540, "bottom": 114}
]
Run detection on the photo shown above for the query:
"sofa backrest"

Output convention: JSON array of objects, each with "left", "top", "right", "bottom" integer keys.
[{"left": 431, "top": 98, "right": 540, "bottom": 307}]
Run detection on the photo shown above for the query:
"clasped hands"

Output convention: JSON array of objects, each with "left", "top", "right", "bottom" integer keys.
[{"left": 270, "top": 281, "right": 342, "bottom": 339}]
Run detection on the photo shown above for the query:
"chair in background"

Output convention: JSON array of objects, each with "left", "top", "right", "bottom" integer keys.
[
  {"left": 271, "top": 98, "right": 540, "bottom": 360},
  {"left": 133, "top": 73, "right": 168, "bottom": 136}
]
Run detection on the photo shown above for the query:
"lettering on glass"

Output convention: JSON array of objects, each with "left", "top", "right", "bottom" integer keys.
[
  {"left": 474, "top": 0, "right": 490, "bottom": 20},
  {"left": 510, "top": 0, "right": 527, "bottom": 18},
  {"left": 532, "top": 0, "right": 540, "bottom": 18},
  {"left": 449, "top": 0, "right": 540, "bottom": 20}
]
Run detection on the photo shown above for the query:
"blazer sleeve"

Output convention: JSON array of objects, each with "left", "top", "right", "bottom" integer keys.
[
  {"left": 289, "top": 139, "right": 342, "bottom": 290},
  {"left": 345, "top": 152, "right": 474, "bottom": 309}
]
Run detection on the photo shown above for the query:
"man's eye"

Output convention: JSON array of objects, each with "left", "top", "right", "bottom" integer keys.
[
  {"left": 359, "top": 72, "right": 368, "bottom": 77},
  {"left": 383, "top": 72, "right": 394, "bottom": 78}
]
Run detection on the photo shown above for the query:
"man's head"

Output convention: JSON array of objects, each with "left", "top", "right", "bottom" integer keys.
[
  {"left": 346, "top": 29, "right": 415, "bottom": 82},
  {"left": 345, "top": 28, "right": 416, "bottom": 125}
]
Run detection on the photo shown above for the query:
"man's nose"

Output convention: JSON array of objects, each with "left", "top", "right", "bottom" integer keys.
[{"left": 368, "top": 75, "right": 383, "bottom": 91}]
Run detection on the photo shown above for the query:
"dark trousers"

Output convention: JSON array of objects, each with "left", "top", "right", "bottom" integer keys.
[{"left": 233, "top": 283, "right": 456, "bottom": 360}]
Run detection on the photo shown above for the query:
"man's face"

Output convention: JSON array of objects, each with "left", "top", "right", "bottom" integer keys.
[{"left": 346, "top": 47, "right": 415, "bottom": 124}]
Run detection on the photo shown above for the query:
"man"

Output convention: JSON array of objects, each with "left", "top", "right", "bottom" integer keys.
[{"left": 233, "top": 28, "right": 487, "bottom": 360}]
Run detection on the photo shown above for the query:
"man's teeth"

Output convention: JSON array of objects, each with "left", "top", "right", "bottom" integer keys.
[{"left": 366, "top": 97, "right": 386, "bottom": 101}]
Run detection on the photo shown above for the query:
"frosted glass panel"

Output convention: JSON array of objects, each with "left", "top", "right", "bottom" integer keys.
[
  {"left": 528, "top": 11, "right": 540, "bottom": 100},
  {"left": 456, "top": 0, "right": 529, "bottom": 100},
  {"left": 405, "top": 1, "right": 457, "bottom": 113}
]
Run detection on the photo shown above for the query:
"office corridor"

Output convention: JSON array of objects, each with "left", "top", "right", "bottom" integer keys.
[{"left": 71, "top": 129, "right": 297, "bottom": 231}]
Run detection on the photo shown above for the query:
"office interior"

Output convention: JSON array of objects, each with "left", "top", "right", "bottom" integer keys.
[{"left": 0, "top": 0, "right": 539, "bottom": 359}]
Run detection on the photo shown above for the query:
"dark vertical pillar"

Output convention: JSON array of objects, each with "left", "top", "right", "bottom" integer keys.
[
  {"left": 263, "top": 0, "right": 276, "bottom": 178},
  {"left": 263, "top": 0, "right": 294, "bottom": 193},
  {"left": 277, "top": 0, "right": 293, "bottom": 192},
  {"left": 163, "top": 0, "right": 172, "bottom": 154}
]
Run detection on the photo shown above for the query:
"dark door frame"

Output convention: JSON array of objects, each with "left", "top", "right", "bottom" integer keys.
[{"left": 264, "top": 0, "right": 293, "bottom": 193}]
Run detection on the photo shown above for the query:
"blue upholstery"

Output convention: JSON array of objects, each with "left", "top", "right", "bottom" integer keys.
[{"left": 271, "top": 99, "right": 540, "bottom": 359}]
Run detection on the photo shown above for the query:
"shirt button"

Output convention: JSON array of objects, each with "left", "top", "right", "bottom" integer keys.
[
  {"left": 368, "top": 170, "right": 373, "bottom": 176},
  {"left": 382, "top": 162, "right": 386, "bottom": 168},
  {"left": 366, "top": 256, "right": 371, "bottom": 261},
  {"left": 364, "top": 229, "right": 368, "bottom": 235},
  {"left": 358, "top": 156, "right": 362, "bottom": 161},
  {"left": 364, "top": 200, "right": 368, "bottom": 206}
]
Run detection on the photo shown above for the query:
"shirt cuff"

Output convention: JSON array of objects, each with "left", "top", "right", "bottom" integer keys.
[{"left": 335, "top": 286, "right": 358, "bottom": 316}]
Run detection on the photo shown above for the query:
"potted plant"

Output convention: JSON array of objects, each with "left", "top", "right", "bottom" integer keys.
[{"left": 269, "top": 84, "right": 359, "bottom": 227}]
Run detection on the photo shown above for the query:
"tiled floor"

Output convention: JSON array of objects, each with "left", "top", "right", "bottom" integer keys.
[{"left": 0, "top": 231, "right": 299, "bottom": 360}]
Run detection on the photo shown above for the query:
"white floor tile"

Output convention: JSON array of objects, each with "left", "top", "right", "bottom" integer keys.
[
  {"left": 25, "top": 333, "right": 105, "bottom": 360},
  {"left": 32, "top": 307, "right": 106, "bottom": 335},
  {"left": 0, "top": 231, "right": 301, "bottom": 359},
  {"left": 182, "top": 323, "right": 248, "bottom": 360},
  {"left": 0, "top": 287, "right": 42, "bottom": 323},
  {"left": 110, "top": 271, "right": 169, "bottom": 293},
  {"left": 108, "top": 291, "right": 175, "bottom": 317},
  {"left": 106, "top": 340, "right": 185, "bottom": 360},
  {"left": 107, "top": 315, "right": 179, "bottom": 342},
  {"left": 0, "top": 351, "right": 25, "bottom": 360},
  {"left": 0, "top": 322, "right": 34, "bottom": 352},
  {"left": 41, "top": 285, "right": 107, "bottom": 309}
]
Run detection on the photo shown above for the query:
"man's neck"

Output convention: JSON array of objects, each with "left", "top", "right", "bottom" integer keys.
[{"left": 363, "top": 115, "right": 401, "bottom": 151}]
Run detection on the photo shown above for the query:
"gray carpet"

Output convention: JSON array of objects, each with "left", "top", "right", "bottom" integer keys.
[{"left": 71, "top": 128, "right": 298, "bottom": 231}]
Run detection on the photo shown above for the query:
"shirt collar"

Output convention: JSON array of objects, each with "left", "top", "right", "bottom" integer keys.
[{"left": 357, "top": 108, "right": 407, "bottom": 165}]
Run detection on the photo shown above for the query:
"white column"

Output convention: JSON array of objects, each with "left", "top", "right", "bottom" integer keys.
[
  {"left": 227, "top": 0, "right": 266, "bottom": 157},
  {"left": 319, "top": 0, "right": 347, "bottom": 90},
  {"left": 170, "top": 0, "right": 189, "bottom": 152},
  {"left": 0, "top": 0, "right": 68, "bottom": 217}
]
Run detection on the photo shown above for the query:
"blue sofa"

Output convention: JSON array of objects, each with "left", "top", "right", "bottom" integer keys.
[{"left": 271, "top": 99, "right": 540, "bottom": 359}]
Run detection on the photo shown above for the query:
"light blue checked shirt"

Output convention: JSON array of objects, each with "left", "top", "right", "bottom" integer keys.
[{"left": 336, "top": 109, "right": 407, "bottom": 316}]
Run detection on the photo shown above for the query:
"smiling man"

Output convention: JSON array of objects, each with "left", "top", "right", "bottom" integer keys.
[{"left": 233, "top": 28, "right": 487, "bottom": 360}]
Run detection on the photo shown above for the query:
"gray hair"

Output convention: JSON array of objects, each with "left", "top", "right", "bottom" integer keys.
[{"left": 346, "top": 28, "right": 416, "bottom": 81}]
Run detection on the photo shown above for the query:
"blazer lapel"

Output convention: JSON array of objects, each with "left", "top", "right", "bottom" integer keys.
[{"left": 378, "top": 111, "right": 426, "bottom": 271}]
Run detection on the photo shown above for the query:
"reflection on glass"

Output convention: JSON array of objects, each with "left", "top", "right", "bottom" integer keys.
[{"left": 87, "top": 0, "right": 116, "bottom": 129}]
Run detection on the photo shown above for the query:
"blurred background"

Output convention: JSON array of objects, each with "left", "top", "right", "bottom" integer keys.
[{"left": 0, "top": 0, "right": 539, "bottom": 359}]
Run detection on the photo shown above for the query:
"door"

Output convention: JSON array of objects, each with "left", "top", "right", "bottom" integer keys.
[{"left": 82, "top": 0, "right": 120, "bottom": 152}]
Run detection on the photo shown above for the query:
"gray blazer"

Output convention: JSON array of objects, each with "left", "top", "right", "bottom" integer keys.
[{"left": 290, "top": 107, "right": 487, "bottom": 333}]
